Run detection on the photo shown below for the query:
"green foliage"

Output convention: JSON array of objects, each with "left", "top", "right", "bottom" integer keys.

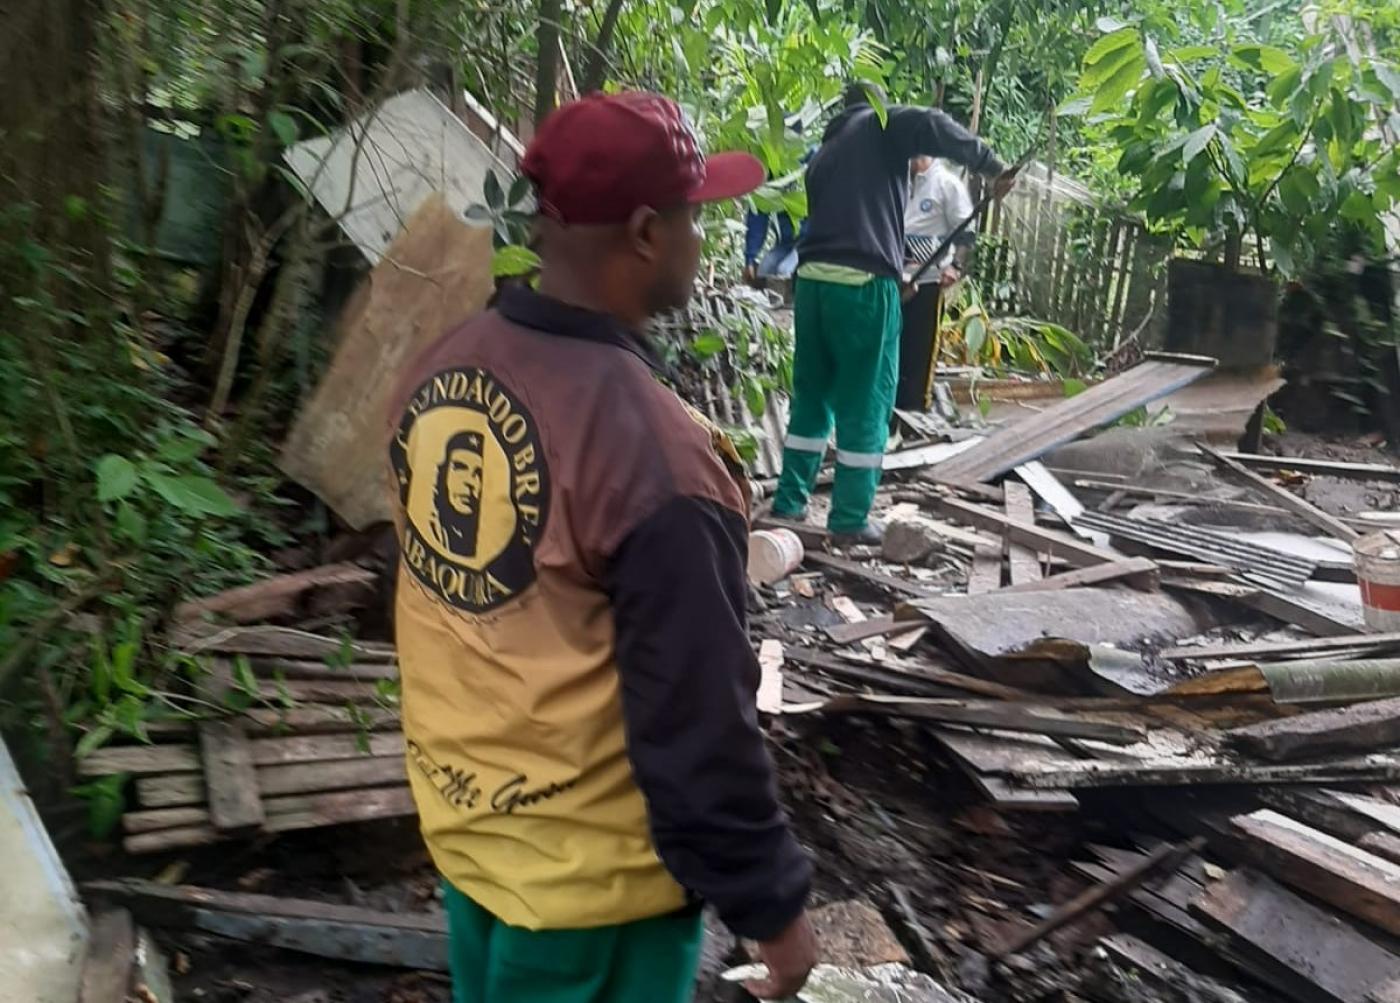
[
  {"left": 1067, "top": 12, "right": 1400, "bottom": 276},
  {"left": 937, "top": 283, "right": 1093, "bottom": 377}
]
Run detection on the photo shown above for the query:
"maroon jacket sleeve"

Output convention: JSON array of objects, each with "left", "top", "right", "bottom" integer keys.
[{"left": 604, "top": 494, "right": 812, "bottom": 941}]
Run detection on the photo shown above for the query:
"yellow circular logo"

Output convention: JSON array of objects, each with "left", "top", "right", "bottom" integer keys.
[{"left": 390, "top": 368, "right": 549, "bottom": 612}]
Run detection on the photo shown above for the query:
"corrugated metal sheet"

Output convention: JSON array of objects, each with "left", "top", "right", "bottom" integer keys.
[
  {"left": 283, "top": 88, "right": 516, "bottom": 262},
  {"left": 1073, "top": 509, "right": 1316, "bottom": 590},
  {"left": 931, "top": 355, "right": 1215, "bottom": 485}
]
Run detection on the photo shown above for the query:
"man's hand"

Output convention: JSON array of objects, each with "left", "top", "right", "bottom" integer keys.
[
  {"left": 991, "top": 168, "right": 1018, "bottom": 201},
  {"left": 938, "top": 265, "right": 962, "bottom": 288},
  {"left": 743, "top": 262, "right": 759, "bottom": 285},
  {"left": 745, "top": 911, "right": 817, "bottom": 1000}
]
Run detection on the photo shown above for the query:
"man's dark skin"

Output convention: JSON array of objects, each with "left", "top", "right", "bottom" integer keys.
[{"left": 530, "top": 202, "right": 819, "bottom": 1000}]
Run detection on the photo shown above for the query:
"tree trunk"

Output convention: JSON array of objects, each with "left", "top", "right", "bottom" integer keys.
[
  {"left": 534, "top": 0, "right": 562, "bottom": 125},
  {"left": 583, "top": 0, "right": 626, "bottom": 93}
]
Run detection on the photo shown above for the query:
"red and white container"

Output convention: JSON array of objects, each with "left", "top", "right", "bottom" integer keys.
[{"left": 1355, "top": 530, "right": 1400, "bottom": 631}]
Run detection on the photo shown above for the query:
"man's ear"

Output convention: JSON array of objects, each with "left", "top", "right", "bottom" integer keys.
[{"left": 626, "top": 205, "right": 661, "bottom": 262}]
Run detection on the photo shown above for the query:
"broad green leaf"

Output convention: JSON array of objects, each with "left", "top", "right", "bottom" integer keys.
[
  {"left": 1232, "top": 45, "right": 1294, "bottom": 75},
  {"left": 1328, "top": 93, "right": 1353, "bottom": 151},
  {"left": 1057, "top": 96, "right": 1092, "bottom": 118},
  {"left": 483, "top": 170, "right": 504, "bottom": 210},
  {"left": 1091, "top": 54, "right": 1149, "bottom": 114},
  {"left": 1278, "top": 167, "right": 1320, "bottom": 215},
  {"left": 1340, "top": 191, "right": 1373, "bottom": 222},
  {"left": 1375, "top": 64, "right": 1400, "bottom": 102},
  {"left": 691, "top": 332, "right": 727, "bottom": 359},
  {"left": 1084, "top": 40, "right": 1144, "bottom": 92},
  {"left": 268, "top": 109, "right": 299, "bottom": 146},
  {"left": 145, "top": 472, "right": 240, "bottom": 517},
  {"left": 1266, "top": 66, "right": 1303, "bottom": 108},
  {"left": 1083, "top": 27, "right": 1140, "bottom": 70},
  {"left": 964, "top": 315, "right": 987, "bottom": 356},
  {"left": 462, "top": 204, "right": 494, "bottom": 224},
  {"left": 1062, "top": 378, "right": 1088, "bottom": 398},
  {"left": 1095, "top": 16, "right": 1130, "bottom": 34},
  {"left": 95, "top": 454, "right": 138, "bottom": 503},
  {"left": 1182, "top": 123, "right": 1217, "bottom": 165},
  {"left": 115, "top": 503, "right": 147, "bottom": 545},
  {"left": 72, "top": 772, "right": 127, "bottom": 839},
  {"left": 1144, "top": 37, "right": 1165, "bottom": 79},
  {"left": 491, "top": 244, "right": 541, "bottom": 278},
  {"left": 74, "top": 726, "right": 116, "bottom": 762},
  {"left": 1167, "top": 45, "right": 1217, "bottom": 64},
  {"left": 507, "top": 174, "right": 532, "bottom": 207}
]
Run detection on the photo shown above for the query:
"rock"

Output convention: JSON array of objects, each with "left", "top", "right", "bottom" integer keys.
[
  {"left": 882, "top": 517, "right": 948, "bottom": 565},
  {"left": 809, "top": 900, "right": 910, "bottom": 968}
]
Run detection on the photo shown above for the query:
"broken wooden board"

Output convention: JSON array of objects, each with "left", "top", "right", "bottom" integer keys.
[
  {"left": 1231, "top": 809, "right": 1400, "bottom": 937},
  {"left": 901, "top": 587, "right": 1198, "bottom": 663},
  {"left": 797, "top": 694, "right": 1148, "bottom": 744},
  {"left": 928, "top": 494, "right": 1130, "bottom": 571},
  {"left": 757, "top": 640, "right": 784, "bottom": 714},
  {"left": 1022, "top": 753, "right": 1400, "bottom": 791},
  {"left": 1219, "top": 453, "right": 1400, "bottom": 484},
  {"left": 1003, "top": 481, "right": 1042, "bottom": 586},
  {"left": 928, "top": 728, "right": 1081, "bottom": 811},
  {"left": 1192, "top": 867, "right": 1400, "bottom": 1003},
  {"left": 280, "top": 194, "right": 496, "bottom": 529},
  {"left": 930, "top": 355, "right": 1215, "bottom": 484},
  {"left": 1092, "top": 933, "right": 1252, "bottom": 1003},
  {"left": 85, "top": 879, "right": 448, "bottom": 971},
  {"left": 123, "top": 785, "right": 417, "bottom": 854},
  {"left": 1198, "top": 442, "right": 1361, "bottom": 543},
  {"left": 1226, "top": 696, "right": 1400, "bottom": 761},
  {"left": 967, "top": 541, "right": 1003, "bottom": 594},
  {"left": 198, "top": 721, "right": 264, "bottom": 831},
  {"left": 174, "top": 625, "right": 396, "bottom": 661},
  {"left": 81, "top": 732, "right": 403, "bottom": 778},
  {"left": 135, "top": 754, "right": 408, "bottom": 808},
  {"left": 999, "top": 557, "right": 1159, "bottom": 594},
  {"left": 172, "top": 563, "right": 377, "bottom": 626},
  {"left": 803, "top": 551, "right": 937, "bottom": 599}
]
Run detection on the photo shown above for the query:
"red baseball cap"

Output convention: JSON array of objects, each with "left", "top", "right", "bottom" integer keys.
[{"left": 522, "top": 92, "right": 765, "bottom": 225}]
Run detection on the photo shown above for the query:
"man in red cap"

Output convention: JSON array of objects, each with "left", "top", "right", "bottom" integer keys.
[{"left": 387, "top": 92, "right": 815, "bottom": 1003}]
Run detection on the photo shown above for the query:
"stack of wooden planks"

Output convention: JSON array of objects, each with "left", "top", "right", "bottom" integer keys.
[{"left": 79, "top": 626, "right": 413, "bottom": 854}]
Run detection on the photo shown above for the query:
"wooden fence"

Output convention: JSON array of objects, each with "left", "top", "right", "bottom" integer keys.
[{"left": 975, "top": 164, "right": 1170, "bottom": 354}]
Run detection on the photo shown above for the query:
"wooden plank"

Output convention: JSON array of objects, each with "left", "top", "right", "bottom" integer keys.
[
  {"left": 814, "top": 694, "right": 1148, "bottom": 744},
  {"left": 783, "top": 646, "right": 1031, "bottom": 701},
  {"left": 123, "top": 785, "right": 416, "bottom": 853},
  {"left": 173, "top": 563, "right": 376, "bottom": 625},
  {"left": 85, "top": 879, "right": 447, "bottom": 971},
  {"left": 79, "top": 744, "right": 201, "bottom": 777},
  {"left": 1231, "top": 809, "right": 1400, "bottom": 937},
  {"left": 998, "top": 557, "right": 1159, "bottom": 594},
  {"left": 1257, "top": 788, "right": 1385, "bottom": 843},
  {"left": 136, "top": 754, "right": 408, "bottom": 808},
  {"left": 1003, "top": 481, "right": 1042, "bottom": 585},
  {"left": 173, "top": 625, "right": 396, "bottom": 661},
  {"left": 78, "top": 908, "right": 135, "bottom": 1003},
  {"left": 803, "top": 551, "right": 937, "bottom": 599},
  {"left": 928, "top": 494, "right": 1131, "bottom": 571},
  {"left": 1094, "top": 934, "right": 1252, "bottom": 1003},
  {"left": 1359, "top": 831, "right": 1400, "bottom": 865},
  {"left": 1162, "top": 632, "right": 1400, "bottom": 663},
  {"left": 1226, "top": 696, "right": 1400, "bottom": 761},
  {"left": 1025, "top": 755, "right": 1400, "bottom": 791},
  {"left": 1199, "top": 443, "right": 1360, "bottom": 542},
  {"left": 967, "top": 542, "right": 1003, "bottom": 594},
  {"left": 1220, "top": 453, "right": 1400, "bottom": 484},
  {"left": 198, "top": 721, "right": 264, "bottom": 831},
  {"left": 252, "top": 658, "right": 400, "bottom": 682},
  {"left": 1192, "top": 867, "right": 1400, "bottom": 1003},
  {"left": 973, "top": 775, "right": 1080, "bottom": 812}
]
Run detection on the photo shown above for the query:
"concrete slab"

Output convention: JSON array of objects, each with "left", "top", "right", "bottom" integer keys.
[{"left": 0, "top": 738, "right": 86, "bottom": 1002}]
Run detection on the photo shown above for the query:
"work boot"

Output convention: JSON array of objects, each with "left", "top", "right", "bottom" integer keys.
[
  {"left": 831, "top": 522, "right": 884, "bottom": 549},
  {"left": 771, "top": 506, "right": 809, "bottom": 522}
]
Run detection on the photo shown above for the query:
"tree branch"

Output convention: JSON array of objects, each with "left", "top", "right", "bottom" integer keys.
[{"left": 583, "top": 0, "right": 626, "bottom": 92}]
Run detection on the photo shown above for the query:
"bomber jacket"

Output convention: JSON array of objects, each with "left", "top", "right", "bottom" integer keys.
[
  {"left": 798, "top": 104, "right": 1006, "bottom": 279},
  {"left": 386, "top": 284, "right": 812, "bottom": 937}
]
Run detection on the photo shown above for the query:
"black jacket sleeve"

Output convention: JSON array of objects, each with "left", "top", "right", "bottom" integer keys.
[
  {"left": 605, "top": 494, "right": 812, "bottom": 941},
  {"left": 888, "top": 105, "right": 1007, "bottom": 177}
]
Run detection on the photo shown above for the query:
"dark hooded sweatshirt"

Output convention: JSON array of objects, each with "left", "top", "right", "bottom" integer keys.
[{"left": 797, "top": 105, "right": 1006, "bottom": 279}]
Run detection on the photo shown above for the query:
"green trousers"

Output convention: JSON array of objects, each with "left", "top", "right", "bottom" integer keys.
[
  {"left": 773, "top": 275, "right": 902, "bottom": 532},
  {"left": 442, "top": 880, "right": 704, "bottom": 1003}
]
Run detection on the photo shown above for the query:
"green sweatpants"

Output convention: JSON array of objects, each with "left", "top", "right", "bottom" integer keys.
[
  {"left": 773, "top": 275, "right": 902, "bottom": 532},
  {"left": 442, "top": 880, "right": 704, "bottom": 1003}
]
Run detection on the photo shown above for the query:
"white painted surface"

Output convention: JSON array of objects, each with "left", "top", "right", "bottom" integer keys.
[
  {"left": 284, "top": 88, "right": 516, "bottom": 262},
  {"left": 0, "top": 739, "right": 86, "bottom": 1003}
]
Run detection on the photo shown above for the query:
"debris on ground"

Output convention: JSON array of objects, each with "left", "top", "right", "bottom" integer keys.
[{"left": 55, "top": 350, "right": 1400, "bottom": 1003}]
